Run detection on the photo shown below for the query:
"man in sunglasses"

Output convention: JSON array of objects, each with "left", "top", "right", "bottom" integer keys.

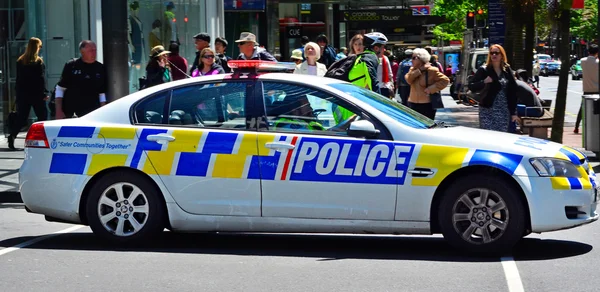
[{"left": 235, "top": 32, "right": 277, "bottom": 62}]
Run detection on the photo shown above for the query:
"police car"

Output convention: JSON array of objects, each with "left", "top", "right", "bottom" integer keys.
[{"left": 20, "top": 61, "right": 599, "bottom": 253}]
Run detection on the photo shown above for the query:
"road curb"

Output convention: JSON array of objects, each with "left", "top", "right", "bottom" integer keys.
[{"left": 0, "top": 192, "right": 22, "bottom": 204}]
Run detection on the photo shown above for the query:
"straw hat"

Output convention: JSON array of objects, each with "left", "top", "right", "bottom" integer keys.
[{"left": 150, "top": 45, "right": 170, "bottom": 58}]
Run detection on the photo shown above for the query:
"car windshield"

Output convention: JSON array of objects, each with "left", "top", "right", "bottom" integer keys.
[{"left": 328, "top": 83, "right": 436, "bottom": 129}]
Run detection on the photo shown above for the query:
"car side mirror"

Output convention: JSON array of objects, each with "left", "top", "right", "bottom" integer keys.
[{"left": 347, "top": 120, "right": 380, "bottom": 139}]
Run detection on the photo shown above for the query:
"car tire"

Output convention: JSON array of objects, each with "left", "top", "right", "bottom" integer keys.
[
  {"left": 86, "top": 171, "right": 165, "bottom": 244},
  {"left": 438, "top": 174, "right": 526, "bottom": 254}
]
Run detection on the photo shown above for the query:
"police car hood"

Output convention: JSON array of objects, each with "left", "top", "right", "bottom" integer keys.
[{"left": 420, "top": 126, "right": 583, "bottom": 161}]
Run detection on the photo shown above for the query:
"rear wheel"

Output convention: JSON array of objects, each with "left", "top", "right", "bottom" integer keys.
[
  {"left": 86, "top": 171, "right": 165, "bottom": 243},
  {"left": 438, "top": 174, "right": 526, "bottom": 254}
]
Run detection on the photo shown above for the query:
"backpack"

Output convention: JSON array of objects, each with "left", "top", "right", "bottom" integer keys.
[{"left": 325, "top": 53, "right": 365, "bottom": 83}]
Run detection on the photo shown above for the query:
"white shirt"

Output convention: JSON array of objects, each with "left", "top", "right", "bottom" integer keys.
[
  {"left": 581, "top": 56, "right": 599, "bottom": 94},
  {"left": 307, "top": 65, "right": 317, "bottom": 76}
]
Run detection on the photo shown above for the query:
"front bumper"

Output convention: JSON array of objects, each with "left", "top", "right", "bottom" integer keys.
[{"left": 523, "top": 176, "right": 599, "bottom": 233}]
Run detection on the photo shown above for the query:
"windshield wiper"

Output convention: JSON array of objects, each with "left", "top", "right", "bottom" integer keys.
[{"left": 428, "top": 121, "right": 446, "bottom": 129}]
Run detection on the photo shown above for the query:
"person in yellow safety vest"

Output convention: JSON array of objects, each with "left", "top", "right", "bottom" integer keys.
[
  {"left": 274, "top": 96, "right": 324, "bottom": 131},
  {"left": 332, "top": 103, "right": 355, "bottom": 125},
  {"left": 347, "top": 32, "right": 386, "bottom": 92}
]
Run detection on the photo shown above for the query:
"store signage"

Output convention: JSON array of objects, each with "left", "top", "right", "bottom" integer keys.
[
  {"left": 225, "top": 0, "right": 266, "bottom": 11},
  {"left": 488, "top": 0, "right": 506, "bottom": 46},
  {"left": 341, "top": 10, "right": 412, "bottom": 22},
  {"left": 449, "top": 40, "right": 462, "bottom": 45},
  {"left": 286, "top": 27, "right": 303, "bottom": 39},
  {"left": 411, "top": 5, "right": 431, "bottom": 16},
  {"left": 572, "top": 0, "right": 584, "bottom": 9}
]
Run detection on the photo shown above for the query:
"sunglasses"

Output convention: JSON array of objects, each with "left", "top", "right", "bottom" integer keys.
[
  {"left": 490, "top": 51, "right": 501, "bottom": 56},
  {"left": 412, "top": 56, "right": 419, "bottom": 60},
  {"left": 203, "top": 55, "right": 215, "bottom": 59}
]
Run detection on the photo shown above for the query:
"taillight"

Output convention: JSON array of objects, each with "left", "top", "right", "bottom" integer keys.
[{"left": 25, "top": 123, "right": 49, "bottom": 148}]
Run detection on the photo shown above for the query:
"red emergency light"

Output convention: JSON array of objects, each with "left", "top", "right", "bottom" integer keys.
[{"left": 228, "top": 60, "right": 296, "bottom": 78}]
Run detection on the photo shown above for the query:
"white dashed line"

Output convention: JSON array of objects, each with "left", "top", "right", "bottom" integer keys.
[
  {"left": 501, "top": 256, "right": 525, "bottom": 292},
  {"left": 0, "top": 225, "right": 84, "bottom": 256}
]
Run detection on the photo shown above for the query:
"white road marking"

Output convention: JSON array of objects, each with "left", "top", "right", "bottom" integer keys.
[
  {"left": 0, "top": 225, "right": 84, "bottom": 256},
  {"left": 501, "top": 256, "right": 525, "bottom": 292}
]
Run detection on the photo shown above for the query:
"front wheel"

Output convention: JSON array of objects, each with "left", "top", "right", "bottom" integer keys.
[
  {"left": 86, "top": 171, "right": 166, "bottom": 243},
  {"left": 438, "top": 174, "right": 526, "bottom": 254}
]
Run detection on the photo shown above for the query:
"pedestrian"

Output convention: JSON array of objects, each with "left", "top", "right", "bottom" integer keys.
[
  {"left": 396, "top": 49, "right": 413, "bottom": 105},
  {"left": 192, "top": 48, "right": 225, "bottom": 77},
  {"left": 574, "top": 44, "right": 599, "bottom": 134},
  {"left": 337, "top": 47, "right": 348, "bottom": 60},
  {"left": 532, "top": 60, "right": 541, "bottom": 88},
  {"left": 347, "top": 33, "right": 381, "bottom": 92},
  {"left": 235, "top": 32, "right": 277, "bottom": 61},
  {"left": 389, "top": 52, "right": 399, "bottom": 85},
  {"left": 293, "top": 42, "right": 327, "bottom": 77},
  {"left": 7, "top": 37, "right": 49, "bottom": 150},
  {"left": 54, "top": 40, "right": 107, "bottom": 120},
  {"left": 468, "top": 44, "right": 519, "bottom": 132},
  {"left": 298, "top": 36, "right": 309, "bottom": 60},
  {"left": 316, "top": 34, "right": 337, "bottom": 68},
  {"left": 167, "top": 42, "right": 188, "bottom": 80},
  {"left": 377, "top": 46, "right": 394, "bottom": 98},
  {"left": 290, "top": 49, "right": 303, "bottom": 65},
  {"left": 348, "top": 34, "right": 364, "bottom": 56},
  {"left": 190, "top": 32, "right": 211, "bottom": 75},
  {"left": 425, "top": 46, "right": 443, "bottom": 72},
  {"left": 145, "top": 45, "right": 172, "bottom": 88},
  {"left": 405, "top": 48, "right": 449, "bottom": 120},
  {"left": 214, "top": 37, "right": 232, "bottom": 73}
]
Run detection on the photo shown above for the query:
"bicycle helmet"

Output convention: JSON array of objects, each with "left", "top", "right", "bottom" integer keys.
[{"left": 364, "top": 32, "right": 388, "bottom": 47}]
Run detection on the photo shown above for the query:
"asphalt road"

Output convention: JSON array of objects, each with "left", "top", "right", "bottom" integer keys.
[
  {"left": 1, "top": 187, "right": 600, "bottom": 292},
  {"left": 536, "top": 75, "right": 590, "bottom": 127}
]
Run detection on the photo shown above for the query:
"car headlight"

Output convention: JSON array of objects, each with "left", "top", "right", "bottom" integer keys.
[{"left": 530, "top": 158, "right": 582, "bottom": 177}]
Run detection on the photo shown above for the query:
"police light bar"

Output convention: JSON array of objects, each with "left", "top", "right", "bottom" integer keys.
[{"left": 229, "top": 60, "right": 296, "bottom": 72}]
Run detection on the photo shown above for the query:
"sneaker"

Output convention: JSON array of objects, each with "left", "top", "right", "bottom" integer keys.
[{"left": 574, "top": 128, "right": 579, "bottom": 134}]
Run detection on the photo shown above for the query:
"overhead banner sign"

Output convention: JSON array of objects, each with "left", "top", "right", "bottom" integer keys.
[
  {"left": 411, "top": 5, "right": 431, "bottom": 16},
  {"left": 341, "top": 10, "right": 413, "bottom": 22},
  {"left": 488, "top": 0, "right": 506, "bottom": 46},
  {"left": 225, "top": 0, "right": 266, "bottom": 11}
]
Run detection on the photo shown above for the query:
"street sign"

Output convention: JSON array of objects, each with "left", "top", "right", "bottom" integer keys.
[
  {"left": 488, "top": 0, "right": 505, "bottom": 46},
  {"left": 225, "top": 0, "right": 266, "bottom": 11},
  {"left": 411, "top": 5, "right": 431, "bottom": 16}
]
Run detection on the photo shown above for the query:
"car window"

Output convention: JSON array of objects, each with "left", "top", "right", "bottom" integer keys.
[
  {"left": 168, "top": 82, "right": 248, "bottom": 129},
  {"left": 329, "top": 83, "right": 435, "bottom": 129},
  {"left": 475, "top": 53, "right": 487, "bottom": 69},
  {"left": 134, "top": 91, "right": 169, "bottom": 124},
  {"left": 261, "top": 82, "right": 365, "bottom": 136}
]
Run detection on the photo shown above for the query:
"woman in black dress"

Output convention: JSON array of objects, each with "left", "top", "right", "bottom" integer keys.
[
  {"left": 469, "top": 45, "right": 519, "bottom": 132},
  {"left": 9, "top": 37, "right": 49, "bottom": 150}
]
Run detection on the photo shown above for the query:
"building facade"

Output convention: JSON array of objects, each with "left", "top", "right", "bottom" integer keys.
[{"left": 1, "top": 0, "right": 224, "bottom": 136}]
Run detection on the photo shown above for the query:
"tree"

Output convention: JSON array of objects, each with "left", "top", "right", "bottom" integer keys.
[
  {"left": 570, "top": 0, "right": 598, "bottom": 42},
  {"left": 549, "top": 0, "right": 574, "bottom": 143},
  {"left": 431, "top": 0, "right": 488, "bottom": 43}
]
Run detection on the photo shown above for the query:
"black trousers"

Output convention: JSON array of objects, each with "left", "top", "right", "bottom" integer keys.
[
  {"left": 575, "top": 100, "right": 583, "bottom": 129},
  {"left": 10, "top": 98, "right": 47, "bottom": 137},
  {"left": 409, "top": 102, "right": 437, "bottom": 120},
  {"left": 399, "top": 86, "right": 410, "bottom": 105}
]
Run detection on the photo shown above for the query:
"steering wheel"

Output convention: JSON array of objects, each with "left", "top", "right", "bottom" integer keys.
[{"left": 328, "top": 114, "right": 359, "bottom": 132}]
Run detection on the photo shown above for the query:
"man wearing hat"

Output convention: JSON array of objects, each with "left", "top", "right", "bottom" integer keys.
[
  {"left": 215, "top": 37, "right": 232, "bottom": 73},
  {"left": 235, "top": 32, "right": 277, "bottom": 62},
  {"left": 396, "top": 49, "right": 413, "bottom": 105},
  {"left": 190, "top": 32, "right": 220, "bottom": 75},
  {"left": 290, "top": 49, "right": 303, "bottom": 65}
]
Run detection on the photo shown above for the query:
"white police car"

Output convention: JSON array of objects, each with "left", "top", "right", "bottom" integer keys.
[{"left": 20, "top": 61, "right": 599, "bottom": 253}]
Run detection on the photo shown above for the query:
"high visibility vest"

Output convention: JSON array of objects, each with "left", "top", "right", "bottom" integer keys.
[
  {"left": 347, "top": 50, "right": 378, "bottom": 90},
  {"left": 332, "top": 104, "right": 354, "bottom": 125},
  {"left": 274, "top": 117, "right": 324, "bottom": 131}
]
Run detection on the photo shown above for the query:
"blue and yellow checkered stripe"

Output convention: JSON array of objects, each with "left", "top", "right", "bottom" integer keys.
[{"left": 550, "top": 146, "right": 593, "bottom": 190}]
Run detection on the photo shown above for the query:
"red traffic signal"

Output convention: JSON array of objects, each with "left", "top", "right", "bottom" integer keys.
[
  {"left": 468, "top": 12, "right": 474, "bottom": 17},
  {"left": 477, "top": 9, "right": 483, "bottom": 15},
  {"left": 466, "top": 11, "right": 475, "bottom": 28}
]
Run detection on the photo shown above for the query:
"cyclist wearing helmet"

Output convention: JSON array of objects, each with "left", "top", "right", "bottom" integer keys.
[{"left": 347, "top": 32, "right": 382, "bottom": 93}]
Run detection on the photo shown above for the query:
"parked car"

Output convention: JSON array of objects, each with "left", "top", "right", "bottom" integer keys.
[{"left": 571, "top": 60, "right": 583, "bottom": 80}]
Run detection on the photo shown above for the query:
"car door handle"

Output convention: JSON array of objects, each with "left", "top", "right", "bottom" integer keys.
[
  {"left": 408, "top": 168, "right": 435, "bottom": 177},
  {"left": 265, "top": 142, "right": 295, "bottom": 150},
  {"left": 147, "top": 134, "right": 175, "bottom": 144}
]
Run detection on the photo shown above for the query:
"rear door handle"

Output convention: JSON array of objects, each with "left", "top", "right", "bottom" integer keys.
[
  {"left": 265, "top": 142, "right": 295, "bottom": 150},
  {"left": 147, "top": 134, "right": 175, "bottom": 145}
]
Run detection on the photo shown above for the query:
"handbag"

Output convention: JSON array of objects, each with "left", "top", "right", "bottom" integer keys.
[
  {"left": 471, "top": 83, "right": 490, "bottom": 103},
  {"left": 425, "top": 71, "right": 444, "bottom": 109}
]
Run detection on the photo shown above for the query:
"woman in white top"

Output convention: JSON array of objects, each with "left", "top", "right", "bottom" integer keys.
[{"left": 294, "top": 42, "right": 327, "bottom": 77}]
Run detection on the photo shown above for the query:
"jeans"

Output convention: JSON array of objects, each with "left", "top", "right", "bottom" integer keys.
[{"left": 399, "top": 86, "right": 410, "bottom": 106}]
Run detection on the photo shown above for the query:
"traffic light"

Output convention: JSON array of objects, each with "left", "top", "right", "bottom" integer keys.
[
  {"left": 477, "top": 9, "right": 484, "bottom": 15},
  {"left": 467, "top": 11, "right": 475, "bottom": 29}
]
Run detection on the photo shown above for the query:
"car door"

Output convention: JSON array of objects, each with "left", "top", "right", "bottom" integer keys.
[
  {"left": 133, "top": 80, "right": 262, "bottom": 216},
  {"left": 256, "top": 81, "right": 405, "bottom": 221}
]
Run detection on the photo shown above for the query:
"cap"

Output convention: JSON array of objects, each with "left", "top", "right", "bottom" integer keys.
[
  {"left": 193, "top": 33, "right": 210, "bottom": 43},
  {"left": 404, "top": 49, "right": 414, "bottom": 56},
  {"left": 150, "top": 45, "right": 170, "bottom": 58},
  {"left": 235, "top": 32, "right": 257, "bottom": 44},
  {"left": 290, "top": 49, "right": 303, "bottom": 60},
  {"left": 215, "top": 37, "right": 228, "bottom": 47}
]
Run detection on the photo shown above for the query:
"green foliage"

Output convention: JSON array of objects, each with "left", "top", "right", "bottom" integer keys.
[
  {"left": 570, "top": 0, "right": 598, "bottom": 41},
  {"left": 431, "top": 0, "right": 488, "bottom": 42}
]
